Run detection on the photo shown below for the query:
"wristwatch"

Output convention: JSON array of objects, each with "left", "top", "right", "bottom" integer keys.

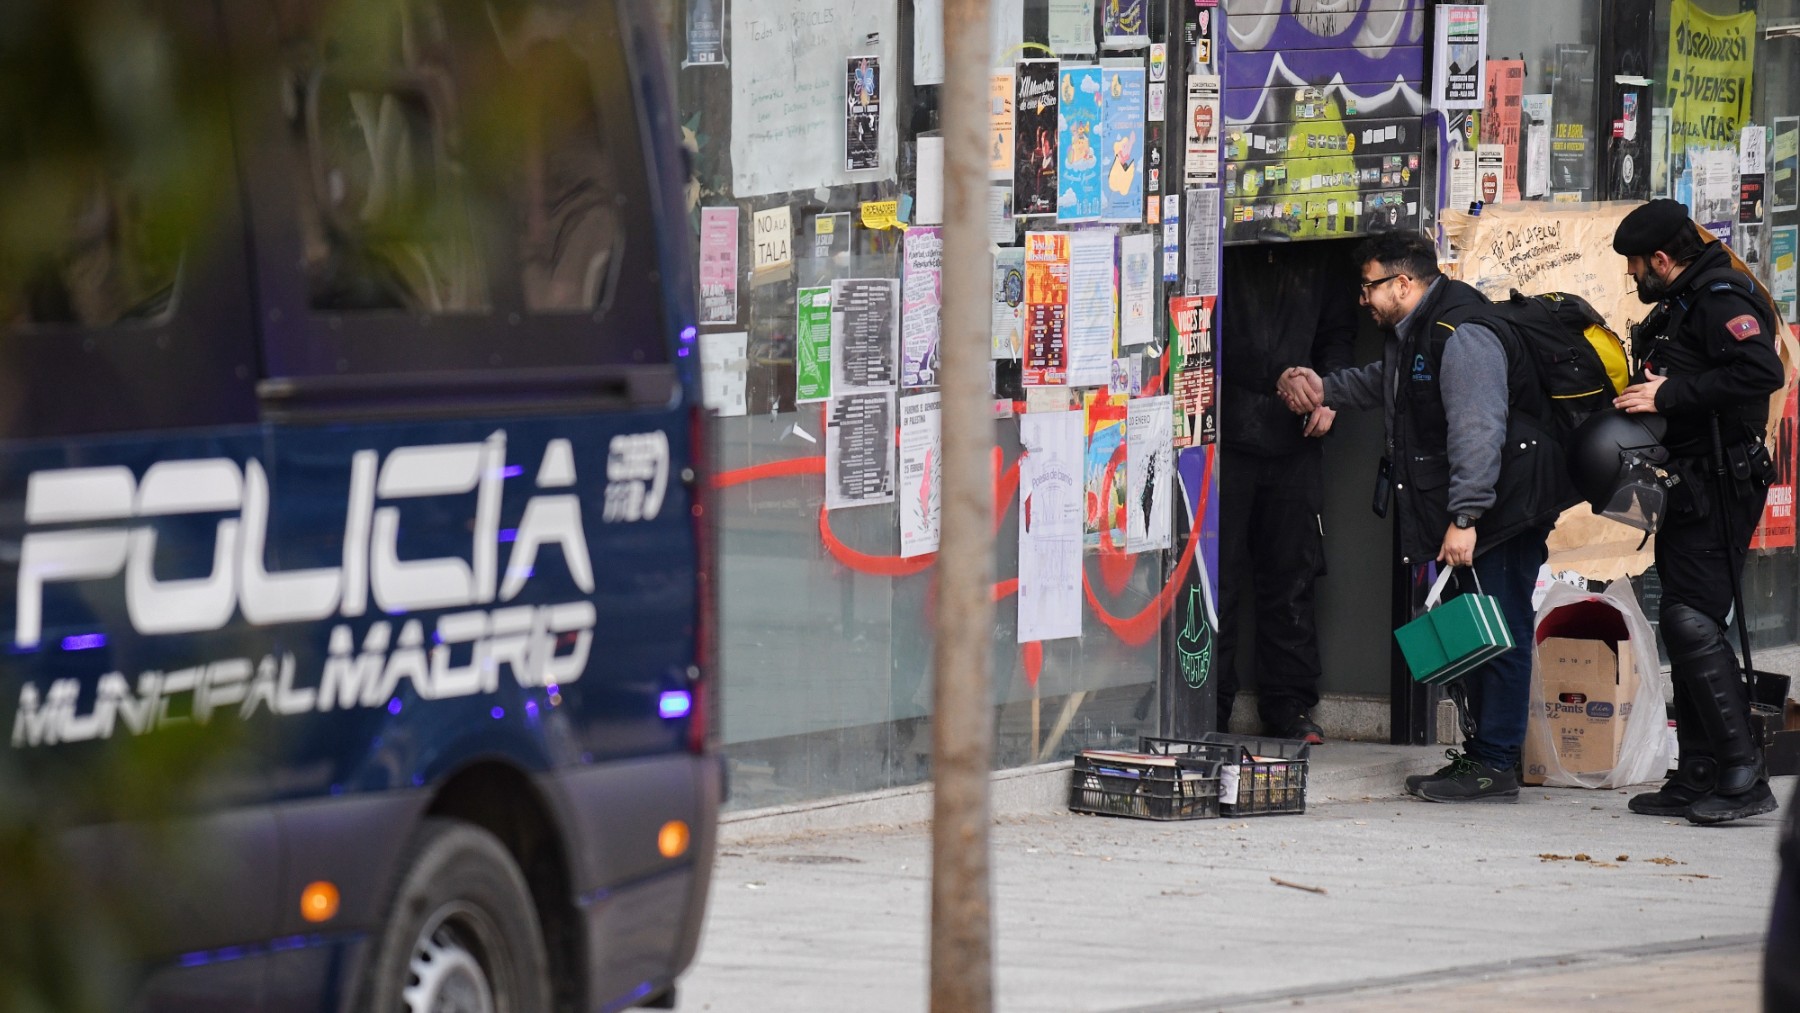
[{"left": 1452, "top": 513, "right": 1477, "bottom": 530}]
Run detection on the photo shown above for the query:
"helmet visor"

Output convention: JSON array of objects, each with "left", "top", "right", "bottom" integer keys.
[{"left": 1596, "top": 453, "right": 1666, "bottom": 533}]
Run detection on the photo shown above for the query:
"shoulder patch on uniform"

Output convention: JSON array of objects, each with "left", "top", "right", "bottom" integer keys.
[
  {"left": 1726, "top": 314, "right": 1762, "bottom": 341},
  {"left": 1710, "top": 281, "right": 1741, "bottom": 293}
]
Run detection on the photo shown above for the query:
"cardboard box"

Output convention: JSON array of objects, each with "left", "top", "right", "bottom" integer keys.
[{"left": 1522, "top": 636, "right": 1638, "bottom": 785}]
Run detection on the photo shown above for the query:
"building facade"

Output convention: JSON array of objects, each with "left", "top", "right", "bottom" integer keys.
[{"left": 668, "top": 0, "right": 1800, "bottom": 810}]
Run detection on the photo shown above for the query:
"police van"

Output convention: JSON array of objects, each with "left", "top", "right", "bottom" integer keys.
[{"left": 1, "top": 0, "right": 717, "bottom": 1008}]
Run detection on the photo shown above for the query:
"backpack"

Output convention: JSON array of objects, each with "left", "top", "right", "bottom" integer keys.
[{"left": 1444, "top": 289, "right": 1629, "bottom": 436}]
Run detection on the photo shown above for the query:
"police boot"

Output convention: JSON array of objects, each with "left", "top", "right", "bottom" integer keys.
[
  {"left": 1683, "top": 647, "right": 1777, "bottom": 826},
  {"left": 1627, "top": 676, "right": 1715, "bottom": 816}
]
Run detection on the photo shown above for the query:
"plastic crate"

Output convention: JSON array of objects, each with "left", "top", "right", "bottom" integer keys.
[
  {"left": 1139, "top": 732, "right": 1310, "bottom": 816},
  {"left": 1068, "top": 750, "right": 1222, "bottom": 821}
]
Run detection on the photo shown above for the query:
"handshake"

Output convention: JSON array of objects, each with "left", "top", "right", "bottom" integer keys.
[{"left": 1277, "top": 366, "right": 1334, "bottom": 437}]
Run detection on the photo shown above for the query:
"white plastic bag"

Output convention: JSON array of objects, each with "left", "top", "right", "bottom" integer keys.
[{"left": 1526, "top": 579, "right": 1673, "bottom": 789}]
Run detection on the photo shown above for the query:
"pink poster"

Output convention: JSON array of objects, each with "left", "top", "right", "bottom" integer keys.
[
  {"left": 1482, "top": 60, "right": 1525, "bottom": 203},
  {"left": 699, "top": 206, "right": 739, "bottom": 324}
]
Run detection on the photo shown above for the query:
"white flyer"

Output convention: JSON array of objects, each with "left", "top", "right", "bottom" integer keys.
[
  {"left": 1119, "top": 232, "right": 1155, "bottom": 346},
  {"left": 899, "top": 391, "right": 943, "bottom": 557},
  {"left": 699, "top": 330, "right": 748, "bottom": 417},
  {"left": 1126, "top": 395, "right": 1172, "bottom": 552},
  {"left": 1066, "top": 229, "right": 1118, "bottom": 388},
  {"left": 826, "top": 391, "right": 897, "bottom": 510},
  {"left": 1019, "top": 409, "right": 1085, "bottom": 642}
]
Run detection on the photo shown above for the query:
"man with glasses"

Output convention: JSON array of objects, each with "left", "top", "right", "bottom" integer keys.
[{"left": 1277, "top": 229, "right": 1574, "bottom": 803}]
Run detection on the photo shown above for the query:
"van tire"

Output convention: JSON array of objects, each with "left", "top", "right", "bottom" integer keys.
[{"left": 361, "top": 817, "right": 551, "bottom": 1013}]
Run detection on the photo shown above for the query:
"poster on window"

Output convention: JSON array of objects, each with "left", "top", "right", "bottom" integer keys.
[
  {"left": 1126, "top": 394, "right": 1172, "bottom": 552},
  {"left": 685, "top": 0, "right": 724, "bottom": 66},
  {"left": 698, "top": 206, "right": 738, "bottom": 324},
  {"left": 1057, "top": 65, "right": 1104, "bottom": 223},
  {"left": 1183, "top": 73, "right": 1220, "bottom": 188},
  {"left": 1482, "top": 60, "right": 1524, "bottom": 203},
  {"left": 899, "top": 392, "right": 942, "bottom": 556},
  {"left": 1773, "top": 226, "right": 1797, "bottom": 325},
  {"left": 845, "top": 56, "right": 882, "bottom": 172},
  {"left": 827, "top": 391, "right": 896, "bottom": 510},
  {"left": 1103, "top": 0, "right": 1148, "bottom": 50},
  {"left": 1048, "top": 0, "right": 1096, "bottom": 56},
  {"left": 1770, "top": 117, "right": 1800, "bottom": 214},
  {"left": 1015, "top": 60, "right": 1061, "bottom": 218},
  {"left": 1119, "top": 232, "right": 1155, "bottom": 346},
  {"left": 991, "top": 69, "right": 1015, "bottom": 181},
  {"left": 796, "top": 286, "right": 832, "bottom": 403},
  {"left": 1665, "top": 0, "right": 1756, "bottom": 188},
  {"left": 1018, "top": 409, "right": 1084, "bottom": 643},
  {"left": 1551, "top": 44, "right": 1595, "bottom": 199},
  {"left": 1083, "top": 391, "right": 1128, "bottom": 548},
  {"left": 729, "top": 0, "right": 895, "bottom": 196},
  {"left": 901, "top": 227, "right": 943, "bottom": 388},
  {"left": 1024, "top": 231, "right": 1070, "bottom": 386},
  {"left": 993, "top": 248, "right": 1026, "bottom": 358},
  {"left": 1432, "top": 5, "right": 1485, "bottom": 110},
  {"left": 1169, "top": 295, "right": 1215, "bottom": 448},
  {"left": 1753, "top": 381, "right": 1798, "bottom": 551},
  {"left": 830, "top": 277, "right": 899, "bottom": 393},
  {"left": 1101, "top": 66, "right": 1146, "bottom": 223}
]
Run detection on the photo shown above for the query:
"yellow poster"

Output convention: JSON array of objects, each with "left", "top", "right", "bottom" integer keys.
[{"left": 1665, "top": 0, "right": 1755, "bottom": 157}]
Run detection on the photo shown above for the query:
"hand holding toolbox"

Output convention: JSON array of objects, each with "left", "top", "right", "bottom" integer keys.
[{"left": 1394, "top": 566, "right": 1515, "bottom": 685}]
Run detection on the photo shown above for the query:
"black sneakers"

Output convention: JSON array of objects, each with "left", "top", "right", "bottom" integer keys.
[
  {"left": 1266, "top": 715, "right": 1325, "bottom": 745},
  {"left": 1406, "top": 750, "right": 1520, "bottom": 804}
]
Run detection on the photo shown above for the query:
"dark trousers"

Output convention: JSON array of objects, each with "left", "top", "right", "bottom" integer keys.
[
  {"left": 1654, "top": 460, "right": 1767, "bottom": 625},
  {"left": 1444, "top": 528, "right": 1548, "bottom": 770},
  {"left": 1217, "top": 446, "right": 1325, "bottom": 728}
]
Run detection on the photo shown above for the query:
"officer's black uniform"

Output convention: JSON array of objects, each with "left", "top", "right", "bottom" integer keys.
[
  {"left": 1615, "top": 201, "right": 1783, "bottom": 825},
  {"left": 1215, "top": 242, "right": 1358, "bottom": 737}
]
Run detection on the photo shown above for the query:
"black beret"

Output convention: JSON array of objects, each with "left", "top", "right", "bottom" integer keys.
[{"left": 1612, "top": 198, "right": 1692, "bottom": 256}]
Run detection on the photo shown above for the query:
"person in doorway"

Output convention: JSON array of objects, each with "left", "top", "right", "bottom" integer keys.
[
  {"left": 1611, "top": 198, "right": 1783, "bottom": 826},
  {"left": 1276, "top": 230, "right": 1573, "bottom": 802},
  {"left": 1215, "top": 242, "right": 1358, "bottom": 743}
]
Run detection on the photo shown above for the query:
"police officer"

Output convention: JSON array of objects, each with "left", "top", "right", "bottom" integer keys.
[{"left": 1612, "top": 198, "right": 1784, "bottom": 826}]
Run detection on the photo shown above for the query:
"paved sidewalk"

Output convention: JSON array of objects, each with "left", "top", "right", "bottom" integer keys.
[
  {"left": 685, "top": 751, "right": 1790, "bottom": 1012},
  {"left": 1211, "top": 935, "right": 1762, "bottom": 1012}
]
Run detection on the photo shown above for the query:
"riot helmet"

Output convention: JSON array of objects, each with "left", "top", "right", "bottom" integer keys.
[{"left": 1567, "top": 409, "right": 1670, "bottom": 532}]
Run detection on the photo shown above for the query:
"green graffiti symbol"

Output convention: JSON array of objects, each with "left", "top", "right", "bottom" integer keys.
[{"left": 1176, "top": 585, "right": 1212, "bottom": 689}]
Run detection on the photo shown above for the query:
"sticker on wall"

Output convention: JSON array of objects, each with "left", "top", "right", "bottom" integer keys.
[
  {"left": 827, "top": 391, "right": 896, "bottom": 510},
  {"left": 899, "top": 391, "right": 942, "bottom": 556},
  {"left": 993, "top": 248, "right": 1026, "bottom": 359}
]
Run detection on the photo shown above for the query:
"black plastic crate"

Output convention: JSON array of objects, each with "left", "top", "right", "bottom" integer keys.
[
  {"left": 1139, "top": 733, "right": 1310, "bottom": 816},
  {"left": 1068, "top": 751, "right": 1222, "bottom": 821}
]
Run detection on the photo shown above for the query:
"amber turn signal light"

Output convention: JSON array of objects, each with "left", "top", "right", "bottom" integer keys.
[
  {"left": 658, "top": 820, "right": 690, "bottom": 858},
  {"left": 301, "top": 881, "right": 341, "bottom": 923}
]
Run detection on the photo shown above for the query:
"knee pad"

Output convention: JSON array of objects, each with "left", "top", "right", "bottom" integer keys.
[{"left": 1661, "top": 603, "right": 1728, "bottom": 663}]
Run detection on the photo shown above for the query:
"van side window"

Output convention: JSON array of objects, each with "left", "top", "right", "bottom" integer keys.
[
  {"left": 296, "top": 5, "right": 489, "bottom": 314},
  {"left": 260, "top": 0, "right": 667, "bottom": 377},
  {"left": 514, "top": 39, "right": 625, "bottom": 314}
]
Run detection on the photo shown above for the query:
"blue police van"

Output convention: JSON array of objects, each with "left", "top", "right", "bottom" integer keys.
[{"left": 1, "top": 0, "right": 717, "bottom": 1009}]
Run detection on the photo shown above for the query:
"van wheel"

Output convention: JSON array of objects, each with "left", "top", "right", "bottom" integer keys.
[{"left": 363, "top": 818, "right": 551, "bottom": 1013}]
